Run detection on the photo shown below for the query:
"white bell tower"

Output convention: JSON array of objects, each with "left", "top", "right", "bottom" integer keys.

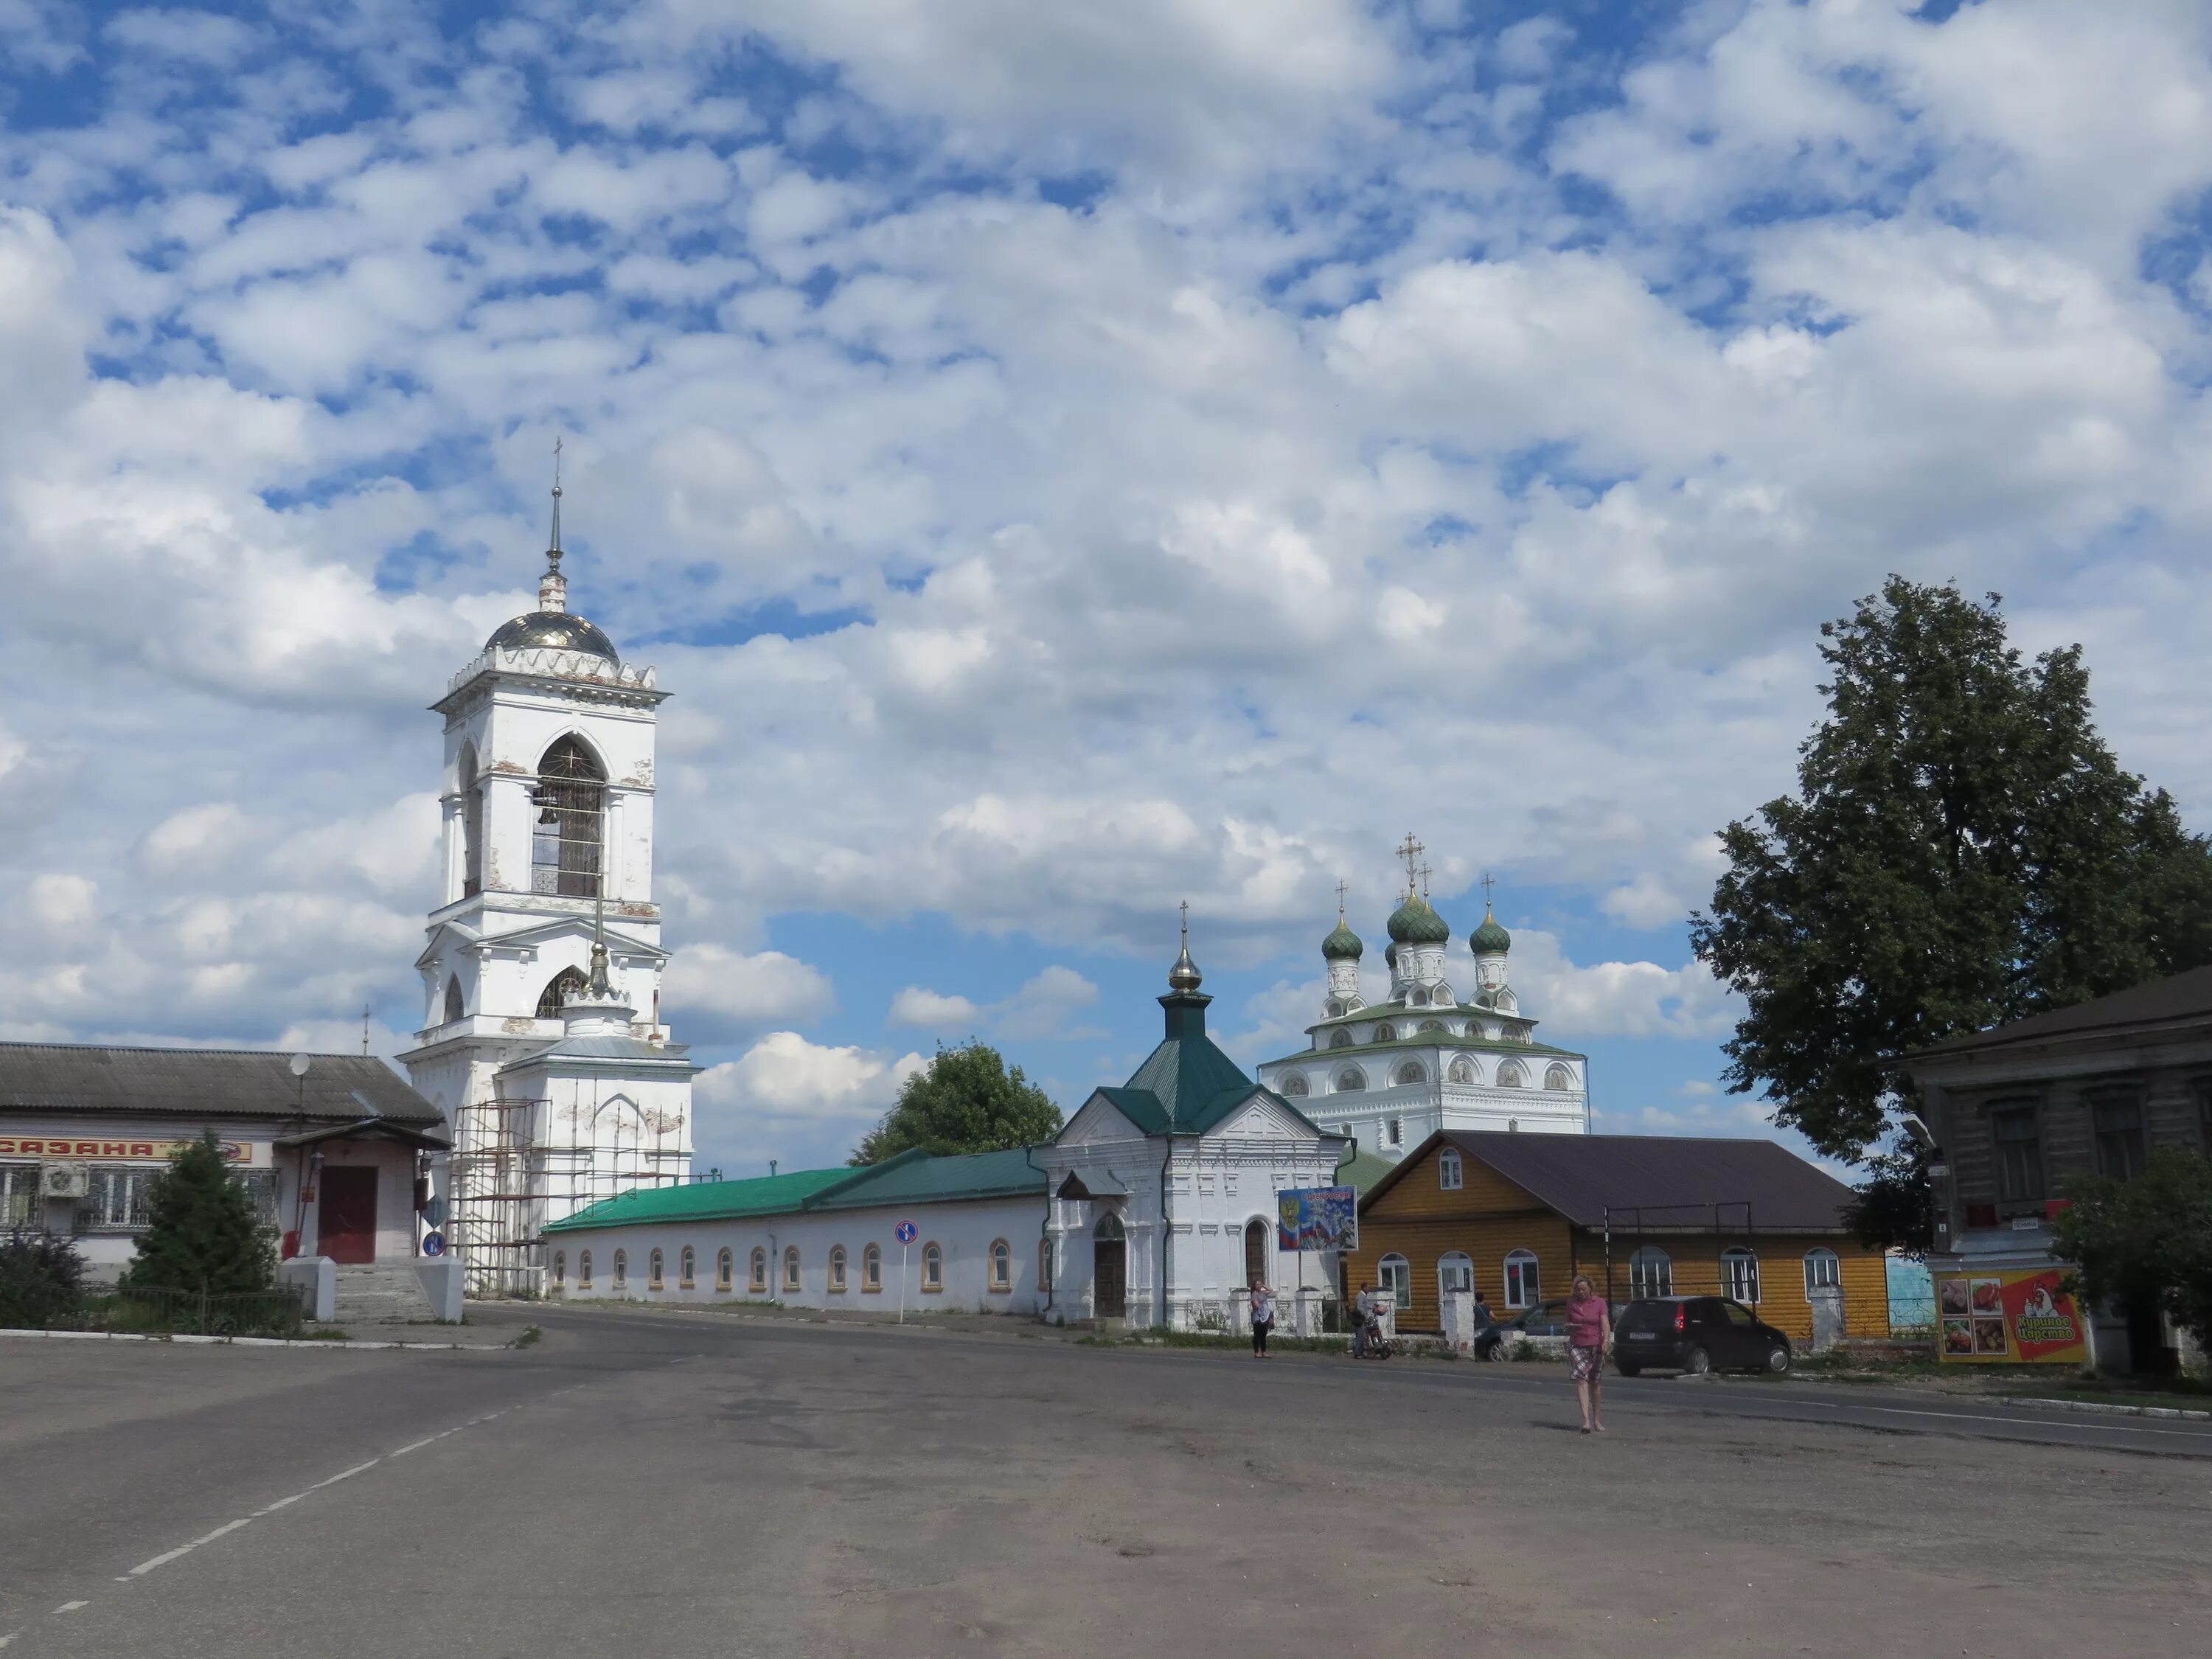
[{"left": 400, "top": 461, "right": 695, "bottom": 1292}]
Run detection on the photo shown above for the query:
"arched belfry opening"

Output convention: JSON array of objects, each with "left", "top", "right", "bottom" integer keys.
[
  {"left": 458, "top": 743, "right": 483, "bottom": 897},
  {"left": 532, "top": 735, "right": 605, "bottom": 897},
  {"left": 443, "top": 975, "right": 465, "bottom": 1025},
  {"left": 536, "top": 966, "right": 587, "bottom": 1019}
]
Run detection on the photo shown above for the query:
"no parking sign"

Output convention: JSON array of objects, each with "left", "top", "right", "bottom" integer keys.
[{"left": 895, "top": 1220, "right": 918, "bottom": 1244}]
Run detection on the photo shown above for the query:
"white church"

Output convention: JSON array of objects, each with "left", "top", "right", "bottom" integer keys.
[
  {"left": 399, "top": 484, "right": 697, "bottom": 1293},
  {"left": 1253, "top": 846, "right": 1590, "bottom": 1159}
]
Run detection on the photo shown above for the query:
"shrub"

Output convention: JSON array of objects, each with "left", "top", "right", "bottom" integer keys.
[
  {"left": 121, "top": 1130, "right": 276, "bottom": 1297},
  {"left": 0, "top": 1230, "right": 88, "bottom": 1329}
]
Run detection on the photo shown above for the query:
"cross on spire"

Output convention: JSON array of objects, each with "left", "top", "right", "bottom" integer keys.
[
  {"left": 1179, "top": 897, "right": 1189, "bottom": 943},
  {"left": 1335, "top": 878, "right": 1349, "bottom": 920},
  {"left": 547, "top": 435, "right": 565, "bottom": 571},
  {"left": 1481, "top": 869, "right": 1496, "bottom": 911},
  {"left": 1419, "top": 861, "right": 1433, "bottom": 901},
  {"left": 1395, "top": 831, "right": 1425, "bottom": 894}
]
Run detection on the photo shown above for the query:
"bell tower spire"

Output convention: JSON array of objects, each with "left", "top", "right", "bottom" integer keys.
[{"left": 539, "top": 436, "right": 568, "bottom": 615}]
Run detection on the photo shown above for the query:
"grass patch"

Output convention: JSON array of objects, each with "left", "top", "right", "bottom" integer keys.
[
  {"left": 510, "top": 1324, "right": 543, "bottom": 1349},
  {"left": 299, "top": 1327, "right": 354, "bottom": 1341}
]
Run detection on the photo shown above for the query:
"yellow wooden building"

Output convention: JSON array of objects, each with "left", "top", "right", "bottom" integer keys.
[{"left": 1347, "top": 1131, "right": 1891, "bottom": 1344}]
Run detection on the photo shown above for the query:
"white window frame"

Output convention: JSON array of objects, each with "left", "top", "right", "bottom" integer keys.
[
  {"left": 1804, "top": 1248, "right": 1840, "bottom": 1295},
  {"left": 613, "top": 1249, "right": 628, "bottom": 1290},
  {"left": 647, "top": 1248, "right": 664, "bottom": 1290},
  {"left": 828, "top": 1245, "right": 847, "bottom": 1291},
  {"left": 1503, "top": 1249, "right": 1540, "bottom": 1310},
  {"left": 1378, "top": 1253, "right": 1411, "bottom": 1310},
  {"left": 1438, "top": 1252, "right": 1473, "bottom": 1299},
  {"left": 749, "top": 1247, "right": 768, "bottom": 1293},
  {"left": 989, "top": 1238, "right": 1012, "bottom": 1292},
  {"left": 716, "top": 1248, "right": 733, "bottom": 1291},
  {"left": 551, "top": 1250, "right": 566, "bottom": 1287},
  {"left": 1629, "top": 1246, "right": 1672, "bottom": 1298},
  {"left": 1723, "top": 1248, "right": 1760, "bottom": 1304},
  {"left": 783, "top": 1245, "right": 801, "bottom": 1293},
  {"left": 1438, "top": 1149, "right": 1463, "bottom": 1191}
]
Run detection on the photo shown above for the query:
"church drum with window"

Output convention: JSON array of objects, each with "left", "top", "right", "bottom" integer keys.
[{"left": 1346, "top": 1130, "right": 1891, "bottom": 1346}]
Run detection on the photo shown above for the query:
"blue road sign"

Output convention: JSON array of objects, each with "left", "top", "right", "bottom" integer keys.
[
  {"left": 894, "top": 1220, "right": 918, "bottom": 1244},
  {"left": 422, "top": 1231, "right": 447, "bottom": 1256}
]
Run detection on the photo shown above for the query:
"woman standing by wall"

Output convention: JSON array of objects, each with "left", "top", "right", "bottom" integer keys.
[{"left": 1250, "top": 1276, "right": 1276, "bottom": 1359}]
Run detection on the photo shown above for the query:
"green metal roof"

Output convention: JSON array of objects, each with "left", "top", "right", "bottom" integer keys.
[
  {"left": 1386, "top": 895, "right": 1451, "bottom": 945},
  {"left": 805, "top": 1146, "right": 1046, "bottom": 1211},
  {"left": 1322, "top": 920, "right": 1363, "bottom": 960},
  {"left": 545, "top": 1166, "right": 850, "bottom": 1233},
  {"left": 1337, "top": 1148, "right": 1399, "bottom": 1194}
]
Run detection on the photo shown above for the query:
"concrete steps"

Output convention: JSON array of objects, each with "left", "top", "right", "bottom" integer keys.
[{"left": 327, "top": 1265, "right": 432, "bottom": 1326}]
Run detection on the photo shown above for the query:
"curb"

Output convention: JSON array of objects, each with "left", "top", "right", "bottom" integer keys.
[
  {"left": 2021, "top": 1395, "right": 2212, "bottom": 1422},
  {"left": 0, "top": 1326, "right": 496, "bottom": 1352}
]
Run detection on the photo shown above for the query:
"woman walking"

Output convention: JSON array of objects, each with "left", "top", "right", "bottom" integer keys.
[
  {"left": 1565, "top": 1274, "right": 1610, "bottom": 1433},
  {"left": 1250, "top": 1278, "right": 1276, "bottom": 1358}
]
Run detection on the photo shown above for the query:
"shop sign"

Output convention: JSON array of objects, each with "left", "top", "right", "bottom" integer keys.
[
  {"left": 0, "top": 1136, "right": 258, "bottom": 1165},
  {"left": 1935, "top": 1267, "right": 2088, "bottom": 1365}
]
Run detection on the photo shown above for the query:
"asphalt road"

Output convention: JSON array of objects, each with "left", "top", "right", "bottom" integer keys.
[{"left": 3, "top": 1304, "right": 2208, "bottom": 1658}]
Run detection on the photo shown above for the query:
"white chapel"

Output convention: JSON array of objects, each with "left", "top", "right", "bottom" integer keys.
[
  {"left": 1254, "top": 841, "right": 1590, "bottom": 1159},
  {"left": 399, "top": 480, "right": 697, "bottom": 1293}
]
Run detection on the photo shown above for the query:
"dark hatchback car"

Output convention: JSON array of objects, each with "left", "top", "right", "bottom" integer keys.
[{"left": 1613, "top": 1295, "right": 1793, "bottom": 1376}]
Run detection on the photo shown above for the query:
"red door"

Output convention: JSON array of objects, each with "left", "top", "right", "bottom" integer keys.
[{"left": 319, "top": 1167, "right": 379, "bottom": 1265}]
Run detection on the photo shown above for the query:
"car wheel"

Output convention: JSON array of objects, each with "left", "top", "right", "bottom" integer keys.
[
  {"left": 1764, "top": 1343, "right": 1792, "bottom": 1375},
  {"left": 1681, "top": 1346, "right": 1711, "bottom": 1376}
]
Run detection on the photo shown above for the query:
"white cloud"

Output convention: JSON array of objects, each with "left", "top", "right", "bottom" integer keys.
[
  {"left": 697, "top": 1032, "right": 923, "bottom": 1119},
  {"left": 888, "top": 986, "right": 979, "bottom": 1027},
  {"left": 1507, "top": 931, "right": 1739, "bottom": 1041},
  {"left": 663, "top": 945, "right": 834, "bottom": 1036},
  {"left": 1598, "top": 874, "right": 1687, "bottom": 931},
  {"left": 27, "top": 872, "right": 97, "bottom": 931}
]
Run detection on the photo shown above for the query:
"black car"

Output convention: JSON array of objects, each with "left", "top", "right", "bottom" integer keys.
[{"left": 1613, "top": 1295, "right": 1793, "bottom": 1376}]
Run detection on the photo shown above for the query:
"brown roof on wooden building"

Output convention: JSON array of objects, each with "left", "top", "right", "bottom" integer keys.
[
  {"left": 1363, "top": 1130, "right": 1855, "bottom": 1233},
  {"left": 1912, "top": 964, "right": 2212, "bottom": 1060},
  {"left": 0, "top": 1043, "right": 446, "bottom": 1131}
]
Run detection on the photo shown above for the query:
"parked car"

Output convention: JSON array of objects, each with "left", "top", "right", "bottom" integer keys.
[
  {"left": 1613, "top": 1295, "right": 1793, "bottom": 1376},
  {"left": 1474, "top": 1299, "right": 1625, "bottom": 1360}
]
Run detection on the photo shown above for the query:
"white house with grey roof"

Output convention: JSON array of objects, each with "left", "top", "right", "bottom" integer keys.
[{"left": 1256, "top": 860, "right": 1590, "bottom": 1161}]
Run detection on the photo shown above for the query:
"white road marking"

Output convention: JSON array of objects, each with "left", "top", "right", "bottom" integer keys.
[
  {"left": 0, "top": 1630, "right": 18, "bottom": 1646},
  {"left": 52, "top": 1601, "right": 88, "bottom": 1613},
  {"left": 113, "top": 1405, "right": 530, "bottom": 1586}
]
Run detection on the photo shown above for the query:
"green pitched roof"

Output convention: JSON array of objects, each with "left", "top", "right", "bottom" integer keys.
[
  {"left": 805, "top": 1146, "right": 1046, "bottom": 1211},
  {"left": 544, "top": 1166, "right": 850, "bottom": 1233},
  {"left": 1337, "top": 1148, "right": 1399, "bottom": 1194}
]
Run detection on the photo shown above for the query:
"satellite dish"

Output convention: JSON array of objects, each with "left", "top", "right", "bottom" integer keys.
[{"left": 288, "top": 1052, "right": 313, "bottom": 1078}]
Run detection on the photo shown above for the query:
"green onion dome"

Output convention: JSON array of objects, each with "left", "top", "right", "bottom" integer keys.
[
  {"left": 1322, "top": 919, "right": 1363, "bottom": 961},
  {"left": 1470, "top": 905, "right": 1512, "bottom": 956},
  {"left": 1386, "top": 894, "right": 1451, "bottom": 945}
]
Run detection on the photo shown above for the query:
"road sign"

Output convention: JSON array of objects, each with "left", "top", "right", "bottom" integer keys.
[
  {"left": 895, "top": 1220, "right": 918, "bottom": 1244},
  {"left": 422, "top": 1231, "right": 447, "bottom": 1257}
]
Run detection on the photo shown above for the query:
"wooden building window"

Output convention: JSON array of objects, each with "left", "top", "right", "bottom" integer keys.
[
  {"left": 1630, "top": 1246, "right": 1672, "bottom": 1298},
  {"left": 613, "top": 1249, "right": 628, "bottom": 1290},
  {"left": 647, "top": 1248, "right": 664, "bottom": 1290},
  {"left": 989, "top": 1239, "right": 1012, "bottom": 1292},
  {"left": 716, "top": 1248, "right": 733, "bottom": 1291},
  {"left": 1992, "top": 1105, "right": 2045, "bottom": 1203},
  {"left": 1722, "top": 1248, "right": 1759, "bottom": 1303},
  {"left": 1438, "top": 1150, "right": 1463, "bottom": 1191},
  {"left": 2092, "top": 1093, "right": 2146, "bottom": 1180},
  {"left": 1804, "top": 1248, "right": 1840, "bottom": 1295},
  {"left": 1503, "top": 1249, "right": 1540, "bottom": 1310},
  {"left": 829, "top": 1245, "right": 848, "bottom": 1291},
  {"left": 922, "top": 1242, "right": 944, "bottom": 1292},
  {"left": 679, "top": 1245, "right": 695, "bottom": 1289},
  {"left": 783, "top": 1245, "right": 801, "bottom": 1293},
  {"left": 749, "top": 1247, "right": 767, "bottom": 1293},
  {"left": 1438, "top": 1253, "right": 1472, "bottom": 1299},
  {"left": 1379, "top": 1253, "right": 1411, "bottom": 1309},
  {"left": 578, "top": 1250, "right": 593, "bottom": 1287},
  {"left": 863, "top": 1242, "right": 883, "bottom": 1291}
]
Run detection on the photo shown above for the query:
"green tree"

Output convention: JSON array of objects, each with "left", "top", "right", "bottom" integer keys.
[
  {"left": 850, "top": 1041, "right": 1063, "bottom": 1165},
  {"left": 1691, "top": 577, "right": 2212, "bottom": 1160},
  {"left": 121, "top": 1131, "right": 276, "bottom": 1296},
  {"left": 1842, "top": 1141, "right": 1935, "bottom": 1258},
  {"left": 0, "top": 1230, "right": 86, "bottom": 1329},
  {"left": 2051, "top": 1150, "right": 2212, "bottom": 1358}
]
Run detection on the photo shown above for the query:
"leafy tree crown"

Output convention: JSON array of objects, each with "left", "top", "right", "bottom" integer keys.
[{"left": 850, "top": 1040, "right": 1064, "bottom": 1166}]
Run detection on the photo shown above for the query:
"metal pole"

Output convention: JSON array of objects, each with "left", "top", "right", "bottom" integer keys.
[{"left": 899, "top": 1243, "right": 907, "bottom": 1325}]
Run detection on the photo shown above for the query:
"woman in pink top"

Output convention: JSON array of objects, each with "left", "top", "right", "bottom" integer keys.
[{"left": 1565, "top": 1274, "right": 1611, "bottom": 1433}]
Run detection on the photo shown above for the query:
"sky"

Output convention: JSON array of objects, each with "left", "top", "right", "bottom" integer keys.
[{"left": 4, "top": 0, "right": 2212, "bottom": 1181}]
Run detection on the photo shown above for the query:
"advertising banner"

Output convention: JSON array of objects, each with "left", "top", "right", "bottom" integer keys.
[
  {"left": 1934, "top": 1267, "right": 2088, "bottom": 1365},
  {"left": 1276, "top": 1186, "right": 1358, "bottom": 1253},
  {"left": 0, "top": 1136, "right": 260, "bottom": 1165}
]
